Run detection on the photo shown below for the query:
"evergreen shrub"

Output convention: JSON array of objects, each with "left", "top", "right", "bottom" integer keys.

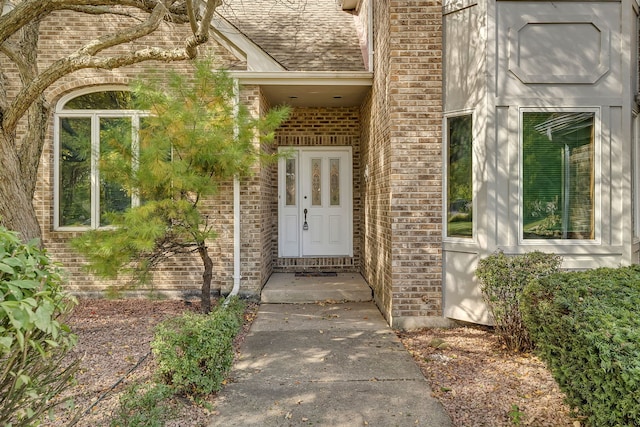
[
  {"left": 151, "top": 297, "right": 244, "bottom": 396},
  {"left": 522, "top": 265, "right": 640, "bottom": 426},
  {"left": 476, "top": 250, "right": 562, "bottom": 352}
]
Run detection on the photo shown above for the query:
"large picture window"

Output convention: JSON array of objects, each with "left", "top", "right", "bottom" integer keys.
[
  {"left": 55, "top": 90, "right": 147, "bottom": 229},
  {"left": 522, "top": 111, "right": 596, "bottom": 240},
  {"left": 446, "top": 114, "right": 473, "bottom": 238}
]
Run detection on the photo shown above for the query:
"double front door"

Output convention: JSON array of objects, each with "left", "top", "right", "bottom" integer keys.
[{"left": 278, "top": 147, "right": 353, "bottom": 257}]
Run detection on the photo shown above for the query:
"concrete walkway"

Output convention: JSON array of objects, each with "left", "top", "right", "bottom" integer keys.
[{"left": 209, "top": 301, "right": 452, "bottom": 426}]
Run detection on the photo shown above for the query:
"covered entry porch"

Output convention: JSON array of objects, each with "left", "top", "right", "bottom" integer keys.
[{"left": 232, "top": 72, "right": 371, "bottom": 281}]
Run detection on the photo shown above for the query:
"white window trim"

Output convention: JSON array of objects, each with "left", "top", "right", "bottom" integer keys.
[
  {"left": 443, "top": 110, "right": 476, "bottom": 243},
  {"left": 633, "top": 112, "right": 640, "bottom": 242},
  {"left": 54, "top": 87, "right": 148, "bottom": 231},
  {"left": 518, "top": 106, "right": 601, "bottom": 246}
]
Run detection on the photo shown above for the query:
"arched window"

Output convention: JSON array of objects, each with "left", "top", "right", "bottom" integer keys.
[{"left": 54, "top": 89, "right": 148, "bottom": 230}]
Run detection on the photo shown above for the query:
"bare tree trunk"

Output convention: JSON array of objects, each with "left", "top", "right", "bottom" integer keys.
[
  {"left": 0, "top": 133, "right": 42, "bottom": 242},
  {"left": 0, "top": 19, "right": 43, "bottom": 242},
  {"left": 197, "top": 244, "right": 213, "bottom": 314}
]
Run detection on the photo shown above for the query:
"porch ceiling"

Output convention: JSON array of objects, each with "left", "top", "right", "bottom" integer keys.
[{"left": 231, "top": 71, "right": 373, "bottom": 108}]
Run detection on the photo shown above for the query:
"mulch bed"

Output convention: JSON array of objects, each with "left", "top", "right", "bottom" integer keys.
[{"left": 42, "top": 299, "right": 581, "bottom": 426}]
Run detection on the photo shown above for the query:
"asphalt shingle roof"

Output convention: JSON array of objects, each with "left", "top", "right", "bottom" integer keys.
[{"left": 218, "top": 0, "right": 365, "bottom": 71}]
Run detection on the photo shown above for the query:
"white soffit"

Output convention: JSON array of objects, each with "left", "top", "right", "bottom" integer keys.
[
  {"left": 341, "top": 0, "right": 361, "bottom": 11},
  {"left": 231, "top": 71, "right": 373, "bottom": 107}
]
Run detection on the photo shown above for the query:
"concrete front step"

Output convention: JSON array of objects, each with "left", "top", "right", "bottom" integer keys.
[{"left": 261, "top": 272, "right": 372, "bottom": 303}]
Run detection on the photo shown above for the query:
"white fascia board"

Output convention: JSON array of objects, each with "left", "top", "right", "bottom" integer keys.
[
  {"left": 210, "top": 14, "right": 285, "bottom": 72},
  {"left": 230, "top": 71, "right": 373, "bottom": 86},
  {"left": 341, "top": 0, "right": 361, "bottom": 11}
]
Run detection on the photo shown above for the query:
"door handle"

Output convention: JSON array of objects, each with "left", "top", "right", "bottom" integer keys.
[{"left": 303, "top": 208, "right": 309, "bottom": 230}]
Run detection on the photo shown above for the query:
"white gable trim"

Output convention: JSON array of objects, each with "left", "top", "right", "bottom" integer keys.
[{"left": 211, "top": 14, "right": 285, "bottom": 72}]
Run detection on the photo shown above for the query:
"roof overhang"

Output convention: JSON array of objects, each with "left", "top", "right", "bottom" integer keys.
[
  {"left": 341, "top": 0, "right": 361, "bottom": 12},
  {"left": 231, "top": 71, "right": 373, "bottom": 107}
]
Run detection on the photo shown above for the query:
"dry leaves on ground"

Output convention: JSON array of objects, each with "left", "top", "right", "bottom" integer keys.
[
  {"left": 43, "top": 299, "right": 581, "bottom": 426},
  {"left": 398, "top": 326, "right": 583, "bottom": 427},
  {"left": 42, "top": 298, "right": 257, "bottom": 427}
]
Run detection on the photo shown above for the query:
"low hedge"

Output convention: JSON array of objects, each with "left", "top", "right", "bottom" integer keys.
[
  {"left": 521, "top": 265, "right": 640, "bottom": 426},
  {"left": 151, "top": 297, "right": 245, "bottom": 396}
]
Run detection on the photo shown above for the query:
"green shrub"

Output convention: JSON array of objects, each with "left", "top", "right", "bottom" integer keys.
[
  {"left": 476, "top": 251, "right": 562, "bottom": 352},
  {"left": 0, "top": 227, "right": 78, "bottom": 426},
  {"left": 448, "top": 212, "right": 472, "bottom": 223},
  {"left": 522, "top": 265, "right": 640, "bottom": 426},
  {"left": 110, "top": 382, "right": 174, "bottom": 427},
  {"left": 151, "top": 297, "right": 244, "bottom": 396}
]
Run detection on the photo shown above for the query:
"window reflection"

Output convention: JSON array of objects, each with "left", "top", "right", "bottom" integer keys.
[
  {"left": 56, "top": 90, "right": 145, "bottom": 229},
  {"left": 59, "top": 117, "right": 91, "bottom": 226},
  {"left": 446, "top": 114, "right": 473, "bottom": 238},
  {"left": 522, "top": 112, "right": 595, "bottom": 240}
]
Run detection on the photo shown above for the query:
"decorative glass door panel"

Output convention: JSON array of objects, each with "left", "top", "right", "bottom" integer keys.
[
  {"left": 286, "top": 158, "right": 296, "bottom": 206},
  {"left": 278, "top": 148, "right": 352, "bottom": 257}
]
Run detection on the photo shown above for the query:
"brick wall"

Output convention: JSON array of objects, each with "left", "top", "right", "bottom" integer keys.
[
  {"left": 360, "top": 0, "right": 394, "bottom": 322},
  {"left": 388, "top": 0, "right": 444, "bottom": 325},
  {"left": 234, "top": 85, "right": 270, "bottom": 296},
  {"left": 259, "top": 88, "right": 277, "bottom": 289},
  {"left": 5, "top": 8, "right": 248, "bottom": 299},
  {"left": 361, "top": 0, "right": 444, "bottom": 327},
  {"left": 273, "top": 107, "right": 362, "bottom": 272}
]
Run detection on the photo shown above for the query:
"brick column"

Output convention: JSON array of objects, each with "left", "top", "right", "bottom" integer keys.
[{"left": 388, "top": 0, "right": 444, "bottom": 327}]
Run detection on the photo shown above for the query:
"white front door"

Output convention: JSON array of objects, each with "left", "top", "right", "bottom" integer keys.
[{"left": 278, "top": 147, "right": 353, "bottom": 257}]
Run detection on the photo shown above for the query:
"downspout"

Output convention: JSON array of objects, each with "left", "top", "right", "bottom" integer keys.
[
  {"left": 368, "top": 0, "right": 374, "bottom": 72},
  {"left": 229, "top": 78, "right": 242, "bottom": 299},
  {"left": 230, "top": 176, "right": 241, "bottom": 297}
]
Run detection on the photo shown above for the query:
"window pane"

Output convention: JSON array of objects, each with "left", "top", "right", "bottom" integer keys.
[
  {"left": 99, "top": 117, "right": 132, "bottom": 226},
  {"left": 59, "top": 117, "right": 92, "bottom": 226},
  {"left": 447, "top": 115, "right": 473, "bottom": 238},
  {"left": 522, "top": 112, "right": 595, "bottom": 239},
  {"left": 330, "top": 158, "right": 340, "bottom": 206},
  {"left": 286, "top": 158, "right": 296, "bottom": 206},
  {"left": 63, "top": 91, "right": 134, "bottom": 110}
]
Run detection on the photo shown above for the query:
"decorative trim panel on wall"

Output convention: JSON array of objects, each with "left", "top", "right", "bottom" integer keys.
[{"left": 508, "top": 15, "right": 611, "bottom": 84}]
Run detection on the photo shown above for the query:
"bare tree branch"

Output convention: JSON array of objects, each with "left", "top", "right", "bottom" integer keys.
[
  {"left": 186, "top": 0, "right": 199, "bottom": 35},
  {"left": 78, "top": 1, "right": 167, "bottom": 56},
  {"left": 0, "top": 39, "right": 25, "bottom": 71},
  {"left": 3, "top": 0, "right": 220, "bottom": 133},
  {"left": 0, "top": 0, "right": 193, "bottom": 44},
  {"left": 184, "top": 0, "right": 221, "bottom": 56},
  {"left": 63, "top": 5, "right": 142, "bottom": 19}
]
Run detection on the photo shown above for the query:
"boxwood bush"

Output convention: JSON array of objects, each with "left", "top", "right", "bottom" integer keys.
[
  {"left": 522, "top": 265, "right": 640, "bottom": 426},
  {"left": 151, "top": 297, "right": 244, "bottom": 396},
  {"left": 476, "top": 250, "right": 562, "bottom": 352}
]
